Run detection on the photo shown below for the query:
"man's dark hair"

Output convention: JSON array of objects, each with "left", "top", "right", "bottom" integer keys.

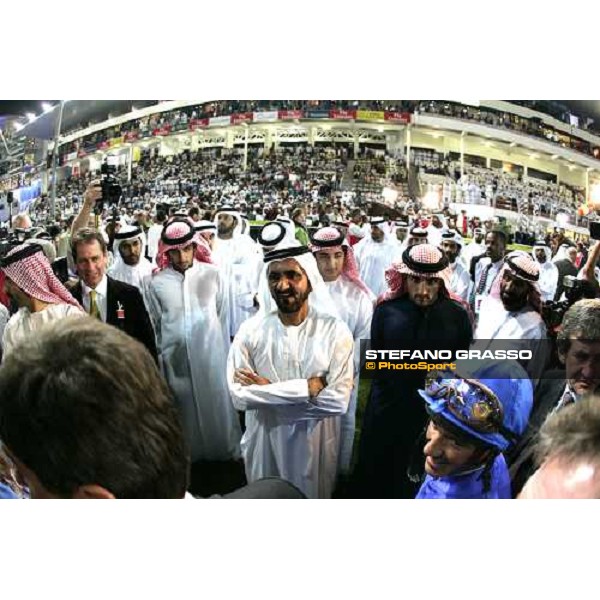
[
  {"left": 0, "top": 317, "right": 189, "bottom": 498},
  {"left": 188, "top": 206, "right": 200, "bottom": 219},
  {"left": 489, "top": 229, "right": 507, "bottom": 245},
  {"left": 71, "top": 228, "right": 108, "bottom": 262}
]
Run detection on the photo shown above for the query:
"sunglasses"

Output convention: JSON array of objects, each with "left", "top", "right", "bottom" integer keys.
[{"left": 424, "top": 371, "right": 507, "bottom": 436}]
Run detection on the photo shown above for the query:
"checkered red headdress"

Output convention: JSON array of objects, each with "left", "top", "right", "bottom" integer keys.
[
  {"left": 309, "top": 227, "right": 372, "bottom": 298},
  {"left": 379, "top": 244, "right": 473, "bottom": 319},
  {"left": 155, "top": 218, "right": 213, "bottom": 270},
  {"left": 0, "top": 243, "right": 82, "bottom": 308}
]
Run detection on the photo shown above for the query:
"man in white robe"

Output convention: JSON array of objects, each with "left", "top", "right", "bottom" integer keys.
[
  {"left": 254, "top": 221, "right": 300, "bottom": 315},
  {"left": 354, "top": 216, "right": 399, "bottom": 297},
  {"left": 441, "top": 230, "right": 470, "bottom": 302},
  {"left": 531, "top": 240, "right": 559, "bottom": 303},
  {"left": 0, "top": 243, "right": 84, "bottom": 357},
  {"left": 211, "top": 206, "right": 263, "bottom": 338},
  {"left": 194, "top": 220, "right": 217, "bottom": 252},
  {"left": 107, "top": 225, "right": 154, "bottom": 304},
  {"left": 147, "top": 218, "right": 241, "bottom": 463},
  {"left": 461, "top": 227, "right": 486, "bottom": 266},
  {"left": 392, "top": 218, "right": 411, "bottom": 259},
  {"left": 309, "top": 227, "right": 374, "bottom": 477},
  {"left": 227, "top": 246, "right": 354, "bottom": 499},
  {"left": 475, "top": 251, "right": 548, "bottom": 380}
]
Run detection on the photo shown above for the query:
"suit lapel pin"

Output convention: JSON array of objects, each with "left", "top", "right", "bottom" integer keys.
[{"left": 117, "top": 301, "right": 125, "bottom": 320}]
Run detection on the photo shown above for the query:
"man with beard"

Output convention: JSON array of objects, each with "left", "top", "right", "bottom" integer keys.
[
  {"left": 426, "top": 214, "right": 446, "bottom": 247},
  {"left": 531, "top": 240, "right": 559, "bottom": 303},
  {"left": 461, "top": 227, "right": 486, "bottom": 266},
  {"left": 475, "top": 251, "right": 548, "bottom": 380},
  {"left": 309, "top": 227, "right": 374, "bottom": 478},
  {"left": 107, "top": 224, "right": 154, "bottom": 304},
  {"left": 509, "top": 299, "right": 600, "bottom": 495},
  {"left": 354, "top": 244, "right": 473, "bottom": 498},
  {"left": 211, "top": 206, "right": 262, "bottom": 338},
  {"left": 147, "top": 218, "right": 241, "bottom": 470},
  {"left": 354, "top": 216, "right": 399, "bottom": 297},
  {"left": 227, "top": 246, "right": 354, "bottom": 498},
  {"left": 469, "top": 230, "right": 506, "bottom": 319},
  {"left": 391, "top": 218, "right": 411, "bottom": 258},
  {"left": 441, "top": 230, "right": 470, "bottom": 302},
  {"left": 1, "top": 243, "right": 85, "bottom": 357}
]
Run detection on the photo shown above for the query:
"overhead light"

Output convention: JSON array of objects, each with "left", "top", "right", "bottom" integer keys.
[
  {"left": 41, "top": 102, "right": 54, "bottom": 113},
  {"left": 14, "top": 122, "right": 24, "bottom": 132},
  {"left": 509, "top": 142, "right": 517, "bottom": 147},
  {"left": 551, "top": 154, "right": 559, "bottom": 160},
  {"left": 26, "top": 112, "right": 36, "bottom": 122},
  {"left": 530, "top": 153, "right": 539, "bottom": 159}
]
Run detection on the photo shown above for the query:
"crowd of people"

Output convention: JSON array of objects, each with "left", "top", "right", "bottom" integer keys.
[
  {"left": 46, "top": 99, "right": 600, "bottom": 165},
  {"left": 2, "top": 136, "right": 600, "bottom": 500}
]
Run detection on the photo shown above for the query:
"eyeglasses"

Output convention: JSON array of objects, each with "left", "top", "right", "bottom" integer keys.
[{"left": 424, "top": 371, "right": 505, "bottom": 435}]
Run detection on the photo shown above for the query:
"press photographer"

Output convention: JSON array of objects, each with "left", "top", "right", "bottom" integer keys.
[
  {"left": 542, "top": 234, "right": 600, "bottom": 338},
  {"left": 71, "top": 161, "right": 123, "bottom": 238}
]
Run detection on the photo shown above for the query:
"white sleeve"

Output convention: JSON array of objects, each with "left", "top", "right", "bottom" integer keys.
[
  {"left": 455, "top": 268, "right": 471, "bottom": 302},
  {"left": 146, "top": 282, "right": 162, "bottom": 351},
  {"left": 299, "top": 321, "right": 354, "bottom": 418},
  {"left": 227, "top": 320, "right": 354, "bottom": 419},
  {"left": 2, "top": 318, "right": 17, "bottom": 358},
  {"left": 227, "top": 325, "right": 311, "bottom": 411},
  {"left": 216, "top": 266, "right": 232, "bottom": 345},
  {"left": 353, "top": 294, "right": 373, "bottom": 372}
]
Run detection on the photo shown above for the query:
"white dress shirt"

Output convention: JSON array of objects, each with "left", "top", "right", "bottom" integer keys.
[{"left": 82, "top": 275, "right": 108, "bottom": 322}]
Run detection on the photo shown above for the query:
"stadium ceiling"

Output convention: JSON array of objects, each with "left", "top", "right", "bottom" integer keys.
[{"left": 4, "top": 100, "right": 158, "bottom": 140}]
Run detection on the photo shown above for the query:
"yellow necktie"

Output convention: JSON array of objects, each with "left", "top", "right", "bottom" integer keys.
[{"left": 89, "top": 290, "right": 101, "bottom": 320}]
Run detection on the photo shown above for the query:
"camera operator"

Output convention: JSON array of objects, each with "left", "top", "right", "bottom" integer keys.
[
  {"left": 553, "top": 244, "right": 578, "bottom": 301},
  {"left": 576, "top": 239, "right": 600, "bottom": 295},
  {"left": 508, "top": 298, "right": 600, "bottom": 495},
  {"left": 71, "top": 180, "right": 103, "bottom": 238}
]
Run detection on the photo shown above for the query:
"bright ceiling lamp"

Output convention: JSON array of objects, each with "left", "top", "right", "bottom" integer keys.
[
  {"left": 14, "top": 122, "right": 24, "bottom": 132},
  {"left": 41, "top": 102, "right": 54, "bottom": 113},
  {"left": 26, "top": 112, "right": 36, "bottom": 122}
]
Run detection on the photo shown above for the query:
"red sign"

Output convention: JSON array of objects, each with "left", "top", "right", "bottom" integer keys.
[
  {"left": 330, "top": 109, "right": 357, "bottom": 120},
  {"left": 152, "top": 125, "right": 172, "bottom": 136},
  {"left": 384, "top": 111, "right": 412, "bottom": 124},
  {"left": 279, "top": 110, "right": 304, "bottom": 120},
  {"left": 231, "top": 112, "right": 253, "bottom": 125},
  {"left": 188, "top": 118, "right": 209, "bottom": 131},
  {"left": 124, "top": 131, "right": 139, "bottom": 142},
  {"left": 97, "top": 141, "right": 109, "bottom": 150}
]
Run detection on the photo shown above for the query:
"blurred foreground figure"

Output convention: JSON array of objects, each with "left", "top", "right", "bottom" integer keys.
[
  {"left": 519, "top": 396, "right": 600, "bottom": 499},
  {"left": 0, "top": 318, "right": 304, "bottom": 499}
]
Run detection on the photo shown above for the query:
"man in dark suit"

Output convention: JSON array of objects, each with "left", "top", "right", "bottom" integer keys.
[
  {"left": 508, "top": 298, "right": 600, "bottom": 495},
  {"left": 70, "top": 228, "right": 157, "bottom": 362}
]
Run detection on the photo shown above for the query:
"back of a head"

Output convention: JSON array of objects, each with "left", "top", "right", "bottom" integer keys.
[
  {"left": 0, "top": 317, "right": 189, "bottom": 499},
  {"left": 520, "top": 395, "right": 600, "bottom": 499}
]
